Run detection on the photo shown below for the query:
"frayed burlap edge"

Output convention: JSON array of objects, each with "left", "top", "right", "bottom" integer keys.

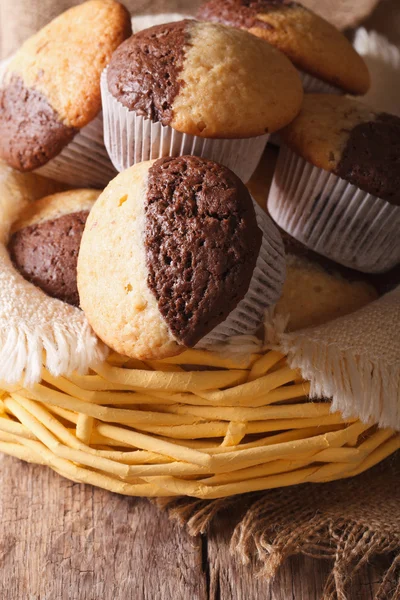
[{"left": 157, "top": 454, "right": 400, "bottom": 600}]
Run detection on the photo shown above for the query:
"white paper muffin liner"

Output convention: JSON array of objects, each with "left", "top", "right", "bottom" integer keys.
[
  {"left": 298, "top": 69, "right": 343, "bottom": 95},
  {"left": 197, "top": 200, "right": 286, "bottom": 347},
  {"left": 268, "top": 145, "right": 400, "bottom": 274},
  {"left": 101, "top": 69, "right": 269, "bottom": 183},
  {"left": 353, "top": 28, "right": 400, "bottom": 117},
  {"left": 36, "top": 113, "right": 117, "bottom": 188}
]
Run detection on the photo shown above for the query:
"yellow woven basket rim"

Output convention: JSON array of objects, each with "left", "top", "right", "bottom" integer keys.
[{"left": 0, "top": 347, "right": 398, "bottom": 498}]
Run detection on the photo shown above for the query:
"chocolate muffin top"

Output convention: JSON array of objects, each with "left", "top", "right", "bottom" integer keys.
[
  {"left": 77, "top": 156, "right": 263, "bottom": 359},
  {"left": 197, "top": 0, "right": 370, "bottom": 95},
  {"left": 107, "top": 19, "right": 303, "bottom": 138},
  {"left": 9, "top": 190, "right": 99, "bottom": 306},
  {"left": 281, "top": 94, "right": 400, "bottom": 205},
  {"left": 0, "top": 0, "right": 131, "bottom": 171},
  {"left": 145, "top": 156, "right": 261, "bottom": 347}
]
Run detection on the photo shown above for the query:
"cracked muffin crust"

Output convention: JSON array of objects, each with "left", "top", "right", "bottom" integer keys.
[{"left": 197, "top": 0, "right": 370, "bottom": 95}]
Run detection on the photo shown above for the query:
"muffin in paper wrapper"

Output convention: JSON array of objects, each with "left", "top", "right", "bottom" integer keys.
[
  {"left": 100, "top": 69, "right": 269, "bottom": 184},
  {"left": 198, "top": 200, "right": 286, "bottom": 347},
  {"left": 0, "top": 57, "right": 116, "bottom": 189},
  {"left": 268, "top": 145, "right": 400, "bottom": 274}
]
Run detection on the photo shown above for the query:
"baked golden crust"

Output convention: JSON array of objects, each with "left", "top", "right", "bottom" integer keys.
[
  {"left": 251, "top": 5, "right": 370, "bottom": 95},
  {"left": 7, "top": 0, "right": 132, "bottom": 129},
  {"left": 170, "top": 21, "right": 303, "bottom": 137},
  {"left": 77, "top": 161, "right": 182, "bottom": 360},
  {"left": 11, "top": 189, "right": 100, "bottom": 233},
  {"left": 197, "top": 1, "right": 370, "bottom": 95},
  {"left": 280, "top": 94, "right": 376, "bottom": 172}
]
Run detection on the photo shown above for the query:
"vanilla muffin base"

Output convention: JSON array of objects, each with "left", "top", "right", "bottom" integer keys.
[
  {"left": 197, "top": 200, "right": 286, "bottom": 347},
  {"left": 78, "top": 161, "right": 181, "bottom": 359},
  {"left": 268, "top": 146, "right": 400, "bottom": 274},
  {"left": 101, "top": 69, "right": 269, "bottom": 184}
]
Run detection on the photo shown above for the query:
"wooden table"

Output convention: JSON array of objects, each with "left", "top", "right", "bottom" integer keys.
[{"left": 0, "top": 454, "right": 391, "bottom": 600}]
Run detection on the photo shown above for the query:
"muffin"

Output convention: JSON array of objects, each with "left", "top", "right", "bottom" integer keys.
[
  {"left": 268, "top": 94, "right": 400, "bottom": 273},
  {"left": 0, "top": 0, "right": 132, "bottom": 187},
  {"left": 78, "top": 156, "right": 285, "bottom": 359},
  {"left": 197, "top": 0, "right": 370, "bottom": 95},
  {"left": 9, "top": 190, "right": 99, "bottom": 306},
  {"left": 276, "top": 232, "right": 378, "bottom": 331},
  {"left": 101, "top": 19, "right": 303, "bottom": 182}
]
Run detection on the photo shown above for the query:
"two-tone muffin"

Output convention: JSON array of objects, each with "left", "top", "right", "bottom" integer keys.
[
  {"left": 197, "top": 0, "right": 370, "bottom": 95},
  {"left": 78, "top": 155, "right": 285, "bottom": 359},
  {"left": 9, "top": 190, "right": 99, "bottom": 306},
  {"left": 268, "top": 94, "right": 400, "bottom": 273},
  {"left": 101, "top": 20, "right": 303, "bottom": 183},
  {"left": 0, "top": 0, "right": 131, "bottom": 187}
]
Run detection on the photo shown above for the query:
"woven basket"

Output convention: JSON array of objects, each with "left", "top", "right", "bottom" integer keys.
[{"left": 0, "top": 346, "right": 398, "bottom": 499}]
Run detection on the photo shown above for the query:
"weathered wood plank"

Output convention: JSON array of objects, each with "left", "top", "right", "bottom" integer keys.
[
  {"left": 0, "top": 455, "right": 207, "bottom": 600},
  {"left": 0, "top": 455, "right": 393, "bottom": 600}
]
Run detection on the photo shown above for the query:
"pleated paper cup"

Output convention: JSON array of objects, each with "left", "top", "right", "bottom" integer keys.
[
  {"left": 101, "top": 69, "right": 269, "bottom": 184},
  {"left": 37, "top": 112, "right": 117, "bottom": 188},
  {"left": 268, "top": 145, "right": 400, "bottom": 274},
  {"left": 298, "top": 69, "right": 343, "bottom": 95},
  {"left": 353, "top": 28, "right": 400, "bottom": 117},
  {"left": 198, "top": 200, "right": 286, "bottom": 347}
]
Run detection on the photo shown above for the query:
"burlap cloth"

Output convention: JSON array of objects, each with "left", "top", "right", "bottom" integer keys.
[{"left": 1, "top": 1, "right": 399, "bottom": 598}]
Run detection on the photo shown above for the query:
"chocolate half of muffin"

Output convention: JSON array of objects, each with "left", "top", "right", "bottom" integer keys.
[
  {"left": 8, "top": 190, "right": 99, "bottom": 306},
  {"left": 145, "top": 155, "right": 262, "bottom": 347},
  {"left": 335, "top": 113, "right": 400, "bottom": 205},
  {"left": 107, "top": 20, "right": 189, "bottom": 126},
  {"left": 0, "top": 76, "right": 77, "bottom": 172}
]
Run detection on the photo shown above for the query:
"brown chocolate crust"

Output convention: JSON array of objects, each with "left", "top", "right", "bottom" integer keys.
[
  {"left": 145, "top": 156, "right": 262, "bottom": 347},
  {"left": 107, "top": 21, "right": 189, "bottom": 125},
  {"left": 197, "top": 0, "right": 296, "bottom": 30},
  {"left": 0, "top": 75, "right": 77, "bottom": 171},
  {"left": 335, "top": 113, "right": 400, "bottom": 206},
  {"left": 8, "top": 210, "right": 89, "bottom": 306}
]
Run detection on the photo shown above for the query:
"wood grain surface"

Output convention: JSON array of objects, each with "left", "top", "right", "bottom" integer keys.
[{"left": 0, "top": 454, "right": 392, "bottom": 600}]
